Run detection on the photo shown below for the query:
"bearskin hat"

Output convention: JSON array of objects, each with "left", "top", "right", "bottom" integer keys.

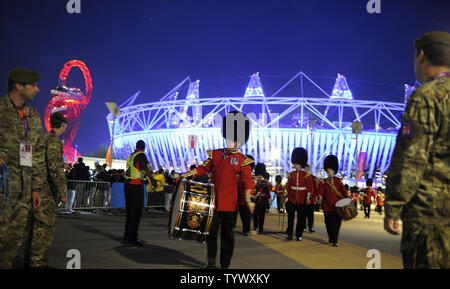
[
  {"left": 254, "top": 163, "right": 267, "bottom": 177},
  {"left": 222, "top": 111, "right": 251, "bottom": 148},
  {"left": 291, "top": 147, "right": 308, "bottom": 167},
  {"left": 366, "top": 178, "right": 373, "bottom": 187},
  {"left": 323, "top": 155, "right": 339, "bottom": 173},
  {"left": 275, "top": 175, "right": 282, "bottom": 184}
]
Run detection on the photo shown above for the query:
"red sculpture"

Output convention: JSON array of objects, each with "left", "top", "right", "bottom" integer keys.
[{"left": 44, "top": 60, "right": 93, "bottom": 163}]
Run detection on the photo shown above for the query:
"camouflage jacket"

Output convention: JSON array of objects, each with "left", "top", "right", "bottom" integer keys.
[
  {"left": 43, "top": 132, "right": 67, "bottom": 199},
  {"left": 0, "top": 94, "right": 45, "bottom": 195},
  {"left": 385, "top": 76, "right": 449, "bottom": 224}
]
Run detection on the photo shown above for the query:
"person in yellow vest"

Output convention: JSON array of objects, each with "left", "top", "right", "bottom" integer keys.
[
  {"left": 153, "top": 167, "right": 167, "bottom": 211},
  {"left": 146, "top": 176, "right": 154, "bottom": 195},
  {"left": 123, "top": 140, "right": 154, "bottom": 247}
]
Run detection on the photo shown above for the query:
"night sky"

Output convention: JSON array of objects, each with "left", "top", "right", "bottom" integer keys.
[{"left": 1, "top": 0, "right": 449, "bottom": 155}]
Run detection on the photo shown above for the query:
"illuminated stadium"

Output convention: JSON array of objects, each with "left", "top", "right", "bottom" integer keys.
[{"left": 106, "top": 71, "right": 409, "bottom": 183}]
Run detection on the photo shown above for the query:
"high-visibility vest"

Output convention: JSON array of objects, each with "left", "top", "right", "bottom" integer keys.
[{"left": 126, "top": 151, "right": 146, "bottom": 182}]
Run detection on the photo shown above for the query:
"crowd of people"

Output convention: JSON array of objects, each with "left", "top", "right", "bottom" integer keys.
[
  {"left": 65, "top": 156, "right": 386, "bottom": 220},
  {"left": 63, "top": 153, "right": 389, "bottom": 247},
  {"left": 64, "top": 158, "right": 185, "bottom": 212},
  {"left": 65, "top": 158, "right": 126, "bottom": 183}
]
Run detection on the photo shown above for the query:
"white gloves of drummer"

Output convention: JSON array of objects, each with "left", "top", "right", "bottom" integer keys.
[{"left": 182, "top": 169, "right": 197, "bottom": 179}]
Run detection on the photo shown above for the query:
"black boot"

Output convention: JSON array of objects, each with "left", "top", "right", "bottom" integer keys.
[{"left": 205, "top": 257, "right": 216, "bottom": 269}]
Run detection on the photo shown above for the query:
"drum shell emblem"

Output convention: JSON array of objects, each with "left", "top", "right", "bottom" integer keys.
[{"left": 169, "top": 180, "right": 216, "bottom": 243}]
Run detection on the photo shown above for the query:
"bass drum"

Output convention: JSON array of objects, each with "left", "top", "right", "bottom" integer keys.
[
  {"left": 335, "top": 198, "right": 358, "bottom": 221},
  {"left": 168, "top": 179, "right": 216, "bottom": 243}
]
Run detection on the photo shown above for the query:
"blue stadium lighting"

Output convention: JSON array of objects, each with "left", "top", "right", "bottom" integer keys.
[
  {"left": 107, "top": 71, "right": 405, "bottom": 184},
  {"left": 244, "top": 72, "right": 265, "bottom": 98},
  {"left": 404, "top": 83, "right": 416, "bottom": 104},
  {"left": 330, "top": 74, "right": 353, "bottom": 100}
]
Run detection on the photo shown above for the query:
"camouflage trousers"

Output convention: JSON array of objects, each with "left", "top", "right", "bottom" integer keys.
[
  {"left": 0, "top": 192, "right": 31, "bottom": 268},
  {"left": 401, "top": 222, "right": 450, "bottom": 269},
  {"left": 23, "top": 191, "right": 57, "bottom": 268},
  {"left": 0, "top": 191, "right": 57, "bottom": 268}
]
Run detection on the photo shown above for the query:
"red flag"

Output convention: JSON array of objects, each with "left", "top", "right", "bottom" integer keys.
[
  {"left": 357, "top": 152, "right": 367, "bottom": 180},
  {"left": 188, "top": 135, "right": 197, "bottom": 149},
  {"left": 105, "top": 142, "right": 112, "bottom": 167}
]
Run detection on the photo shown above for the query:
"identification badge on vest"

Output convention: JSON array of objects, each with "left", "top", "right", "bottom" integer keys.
[
  {"left": 19, "top": 141, "right": 32, "bottom": 167},
  {"left": 230, "top": 157, "right": 239, "bottom": 165},
  {"left": 400, "top": 122, "right": 412, "bottom": 137}
]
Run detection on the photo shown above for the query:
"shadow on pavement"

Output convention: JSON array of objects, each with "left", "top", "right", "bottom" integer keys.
[
  {"left": 114, "top": 244, "right": 205, "bottom": 268},
  {"left": 69, "top": 222, "right": 205, "bottom": 268},
  {"left": 70, "top": 222, "right": 123, "bottom": 243}
]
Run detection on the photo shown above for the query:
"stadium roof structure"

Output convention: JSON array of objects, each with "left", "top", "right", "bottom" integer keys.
[{"left": 107, "top": 71, "right": 406, "bottom": 182}]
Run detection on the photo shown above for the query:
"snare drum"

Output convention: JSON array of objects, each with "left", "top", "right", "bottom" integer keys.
[
  {"left": 168, "top": 179, "right": 216, "bottom": 242},
  {"left": 335, "top": 198, "right": 358, "bottom": 221}
]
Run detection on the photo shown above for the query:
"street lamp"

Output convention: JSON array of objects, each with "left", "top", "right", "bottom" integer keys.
[
  {"left": 352, "top": 121, "right": 362, "bottom": 187},
  {"left": 307, "top": 113, "right": 317, "bottom": 174},
  {"left": 105, "top": 102, "right": 121, "bottom": 168}
]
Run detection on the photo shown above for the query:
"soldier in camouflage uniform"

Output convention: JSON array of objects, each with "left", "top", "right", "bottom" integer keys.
[
  {"left": 24, "top": 112, "right": 68, "bottom": 268},
  {"left": 384, "top": 31, "right": 450, "bottom": 269},
  {"left": 0, "top": 68, "right": 45, "bottom": 268}
]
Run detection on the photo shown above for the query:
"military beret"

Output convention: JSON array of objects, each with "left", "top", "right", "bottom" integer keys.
[
  {"left": 414, "top": 31, "right": 450, "bottom": 50},
  {"left": 8, "top": 67, "right": 40, "bottom": 84}
]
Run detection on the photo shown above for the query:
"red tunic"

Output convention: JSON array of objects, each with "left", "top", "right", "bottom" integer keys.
[
  {"left": 267, "top": 181, "right": 272, "bottom": 201},
  {"left": 376, "top": 192, "right": 385, "bottom": 206},
  {"left": 305, "top": 173, "right": 318, "bottom": 204},
  {"left": 286, "top": 170, "right": 314, "bottom": 205},
  {"left": 351, "top": 192, "right": 360, "bottom": 203},
  {"left": 274, "top": 184, "right": 285, "bottom": 197},
  {"left": 317, "top": 177, "right": 349, "bottom": 212},
  {"left": 363, "top": 188, "right": 376, "bottom": 205},
  {"left": 238, "top": 175, "right": 255, "bottom": 206},
  {"left": 195, "top": 149, "right": 254, "bottom": 212},
  {"left": 254, "top": 179, "right": 271, "bottom": 207}
]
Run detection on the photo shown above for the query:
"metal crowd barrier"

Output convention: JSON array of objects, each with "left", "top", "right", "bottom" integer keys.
[
  {"left": 63, "top": 180, "right": 172, "bottom": 213},
  {"left": 65, "top": 180, "right": 112, "bottom": 211},
  {"left": 145, "top": 185, "right": 174, "bottom": 211}
]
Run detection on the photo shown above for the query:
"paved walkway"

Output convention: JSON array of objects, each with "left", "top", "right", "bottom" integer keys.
[
  {"left": 249, "top": 210, "right": 403, "bottom": 269},
  {"left": 46, "top": 208, "right": 402, "bottom": 269}
]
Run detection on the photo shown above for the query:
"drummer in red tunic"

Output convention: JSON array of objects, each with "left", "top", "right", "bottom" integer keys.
[
  {"left": 182, "top": 111, "right": 254, "bottom": 269},
  {"left": 362, "top": 178, "right": 376, "bottom": 219},
  {"left": 273, "top": 175, "right": 286, "bottom": 213},
  {"left": 317, "top": 155, "right": 349, "bottom": 247}
]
